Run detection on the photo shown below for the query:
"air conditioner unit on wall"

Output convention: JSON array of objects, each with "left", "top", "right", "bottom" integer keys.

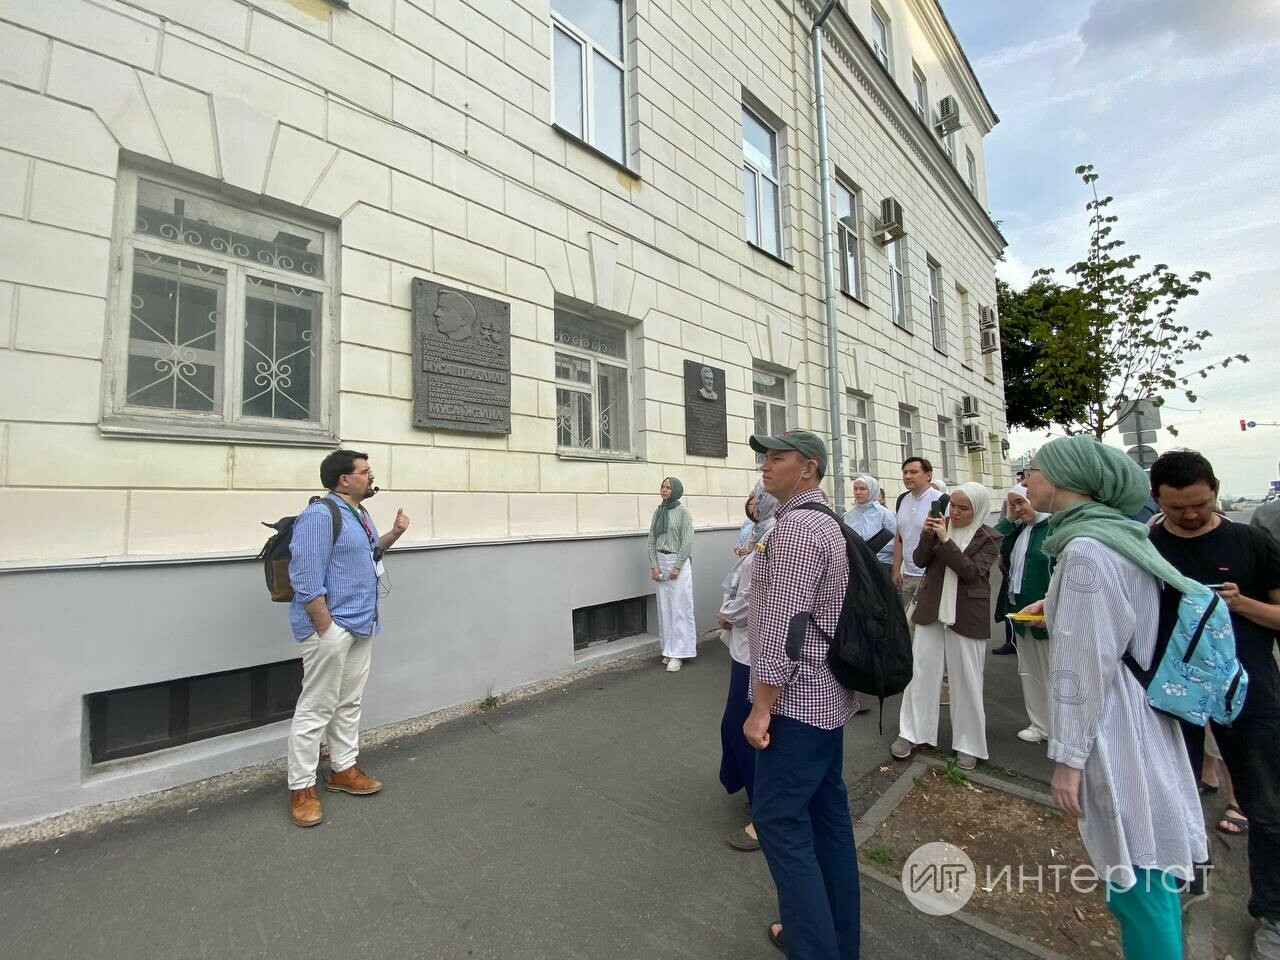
[
  {"left": 961, "top": 423, "right": 984, "bottom": 448},
  {"left": 935, "top": 96, "right": 961, "bottom": 136},
  {"left": 978, "top": 305, "right": 997, "bottom": 330},
  {"left": 874, "top": 197, "right": 906, "bottom": 245},
  {"left": 961, "top": 394, "right": 980, "bottom": 418},
  {"left": 980, "top": 328, "right": 999, "bottom": 354}
]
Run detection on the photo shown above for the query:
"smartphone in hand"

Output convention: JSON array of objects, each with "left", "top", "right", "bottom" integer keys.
[{"left": 929, "top": 500, "right": 945, "bottom": 518}]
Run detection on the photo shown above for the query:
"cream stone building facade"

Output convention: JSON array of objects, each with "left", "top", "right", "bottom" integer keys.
[{"left": 0, "top": 0, "right": 1006, "bottom": 826}]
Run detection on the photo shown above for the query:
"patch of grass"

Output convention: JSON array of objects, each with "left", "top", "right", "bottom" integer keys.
[
  {"left": 1043, "top": 807, "right": 1064, "bottom": 819},
  {"left": 476, "top": 685, "right": 501, "bottom": 712},
  {"left": 943, "top": 757, "right": 969, "bottom": 786},
  {"left": 864, "top": 842, "right": 894, "bottom": 865}
]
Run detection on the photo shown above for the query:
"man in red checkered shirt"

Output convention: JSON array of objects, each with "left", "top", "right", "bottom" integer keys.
[{"left": 746, "top": 430, "right": 860, "bottom": 959}]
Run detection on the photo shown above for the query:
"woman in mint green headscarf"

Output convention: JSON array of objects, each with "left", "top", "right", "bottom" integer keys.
[
  {"left": 648, "top": 477, "right": 696, "bottom": 672},
  {"left": 1023, "top": 435, "right": 1206, "bottom": 960}
]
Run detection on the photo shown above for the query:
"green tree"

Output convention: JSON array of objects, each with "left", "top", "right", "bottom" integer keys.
[
  {"left": 998, "top": 277, "right": 1089, "bottom": 431},
  {"left": 1002, "top": 164, "right": 1247, "bottom": 438}
]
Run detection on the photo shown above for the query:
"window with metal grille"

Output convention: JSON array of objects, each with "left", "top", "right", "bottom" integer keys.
[
  {"left": 554, "top": 310, "right": 632, "bottom": 454},
  {"left": 104, "top": 169, "right": 334, "bottom": 443},
  {"left": 573, "top": 596, "right": 647, "bottom": 651},
  {"left": 752, "top": 366, "right": 790, "bottom": 463},
  {"left": 87, "top": 659, "right": 303, "bottom": 763}
]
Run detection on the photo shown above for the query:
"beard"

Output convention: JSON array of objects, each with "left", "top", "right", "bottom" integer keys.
[{"left": 361, "top": 484, "right": 378, "bottom": 500}]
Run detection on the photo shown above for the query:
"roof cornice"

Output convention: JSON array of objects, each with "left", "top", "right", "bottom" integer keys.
[
  {"left": 799, "top": 1, "right": 1007, "bottom": 257},
  {"left": 907, "top": 0, "right": 999, "bottom": 131}
]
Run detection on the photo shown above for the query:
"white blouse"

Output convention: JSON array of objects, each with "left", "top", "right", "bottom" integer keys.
[{"left": 1044, "top": 536, "right": 1207, "bottom": 888}]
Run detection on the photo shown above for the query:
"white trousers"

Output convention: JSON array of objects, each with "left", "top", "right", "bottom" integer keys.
[
  {"left": 1015, "top": 634, "right": 1052, "bottom": 737},
  {"left": 656, "top": 555, "right": 697, "bottom": 659},
  {"left": 898, "top": 621, "right": 988, "bottom": 759},
  {"left": 287, "top": 625, "right": 372, "bottom": 790}
]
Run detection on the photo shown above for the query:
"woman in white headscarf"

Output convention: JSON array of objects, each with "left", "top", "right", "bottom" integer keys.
[
  {"left": 843, "top": 474, "right": 897, "bottom": 582},
  {"left": 717, "top": 481, "right": 778, "bottom": 851},
  {"left": 995, "top": 484, "right": 1054, "bottom": 743},
  {"left": 891, "top": 482, "right": 1002, "bottom": 770}
]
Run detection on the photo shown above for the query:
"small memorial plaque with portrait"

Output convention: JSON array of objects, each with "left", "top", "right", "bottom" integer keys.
[
  {"left": 683, "top": 360, "right": 728, "bottom": 458},
  {"left": 412, "top": 279, "right": 511, "bottom": 434}
]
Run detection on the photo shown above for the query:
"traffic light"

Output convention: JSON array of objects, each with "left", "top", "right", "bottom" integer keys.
[{"left": 1242, "top": 419, "right": 1249, "bottom": 432}]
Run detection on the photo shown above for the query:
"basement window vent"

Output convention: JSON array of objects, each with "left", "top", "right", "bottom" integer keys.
[
  {"left": 87, "top": 659, "right": 302, "bottom": 763},
  {"left": 573, "top": 596, "right": 647, "bottom": 651}
]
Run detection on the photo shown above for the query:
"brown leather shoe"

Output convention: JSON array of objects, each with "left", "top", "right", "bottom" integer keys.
[
  {"left": 290, "top": 786, "right": 323, "bottom": 827},
  {"left": 326, "top": 764, "right": 382, "bottom": 795}
]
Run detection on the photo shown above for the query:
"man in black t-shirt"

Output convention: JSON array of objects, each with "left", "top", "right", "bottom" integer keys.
[{"left": 1149, "top": 451, "right": 1280, "bottom": 957}]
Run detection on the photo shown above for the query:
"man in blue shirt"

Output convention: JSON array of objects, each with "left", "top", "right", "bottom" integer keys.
[{"left": 287, "top": 449, "right": 409, "bottom": 828}]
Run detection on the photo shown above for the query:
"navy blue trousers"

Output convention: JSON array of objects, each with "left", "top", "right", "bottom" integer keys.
[
  {"left": 719, "top": 659, "right": 756, "bottom": 803},
  {"left": 754, "top": 715, "right": 861, "bottom": 959}
]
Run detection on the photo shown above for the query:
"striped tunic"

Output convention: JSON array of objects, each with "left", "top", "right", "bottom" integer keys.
[
  {"left": 1045, "top": 537, "right": 1207, "bottom": 887},
  {"left": 646, "top": 504, "right": 694, "bottom": 567}
]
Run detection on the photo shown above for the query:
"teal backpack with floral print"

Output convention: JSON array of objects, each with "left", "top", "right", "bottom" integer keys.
[{"left": 1123, "top": 584, "right": 1247, "bottom": 726}]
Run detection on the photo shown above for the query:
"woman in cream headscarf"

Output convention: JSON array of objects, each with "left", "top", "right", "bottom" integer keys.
[
  {"left": 647, "top": 477, "right": 696, "bottom": 672},
  {"left": 891, "top": 482, "right": 1002, "bottom": 770},
  {"left": 1025, "top": 435, "right": 1206, "bottom": 960},
  {"left": 717, "top": 481, "right": 778, "bottom": 851},
  {"left": 995, "top": 484, "right": 1053, "bottom": 743}
]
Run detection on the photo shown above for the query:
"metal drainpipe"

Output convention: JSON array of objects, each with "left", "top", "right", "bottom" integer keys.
[{"left": 812, "top": 0, "right": 844, "bottom": 511}]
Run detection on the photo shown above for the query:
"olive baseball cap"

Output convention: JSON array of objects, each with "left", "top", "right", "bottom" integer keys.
[{"left": 749, "top": 429, "right": 828, "bottom": 480}]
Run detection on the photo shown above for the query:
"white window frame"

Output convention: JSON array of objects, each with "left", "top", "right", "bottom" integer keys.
[
  {"left": 944, "top": 130, "right": 955, "bottom": 165},
  {"left": 553, "top": 309, "right": 635, "bottom": 457},
  {"left": 834, "top": 177, "right": 863, "bottom": 300},
  {"left": 937, "top": 416, "right": 954, "bottom": 480},
  {"left": 752, "top": 365, "right": 792, "bottom": 463},
  {"left": 886, "top": 236, "right": 908, "bottom": 328},
  {"left": 965, "top": 147, "right": 978, "bottom": 195},
  {"left": 911, "top": 63, "right": 927, "bottom": 120},
  {"left": 870, "top": 5, "right": 891, "bottom": 72},
  {"left": 927, "top": 257, "right": 945, "bottom": 353},
  {"left": 102, "top": 168, "right": 336, "bottom": 444},
  {"left": 898, "top": 406, "right": 918, "bottom": 463},
  {"left": 550, "top": 0, "right": 627, "bottom": 164},
  {"left": 846, "top": 391, "right": 874, "bottom": 476},
  {"left": 742, "top": 105, "right": 783, "bottom": 257}
]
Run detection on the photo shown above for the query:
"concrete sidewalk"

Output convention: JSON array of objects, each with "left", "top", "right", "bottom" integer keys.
[{"left": 1, "top": 640, "right": 1043, "bottom": 960}]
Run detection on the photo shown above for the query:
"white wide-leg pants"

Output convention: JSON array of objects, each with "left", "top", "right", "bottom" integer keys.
[
  {"left": 898, "top": 621, "right": 988, "bottom": 759},
  {"left": 287, "top": 625, "right": 373, "bottom": 789},
  {"left": 1016, "top": 633, "right": 1052, "bottom": 737},
  {"left": 656, "top": 555, "right": 697, "bottom": 659}
]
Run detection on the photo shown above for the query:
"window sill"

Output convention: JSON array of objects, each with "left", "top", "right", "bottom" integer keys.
[
  {"left": 552, "top": 124, "right": 640, "bottom": 180},
  {"left": 746, "top": 242, "right": 792, "bottom": 269},
  {"left": 101, "top": 415, "right": 338, "bottom": 447},
  {"left": 933, "top": 346, "right": 947, "bottom": 357},
  {"left": 840, "top": 290, "right": 871, "bottom": 309},
  {"left": 556, "top": 448, "right": 641, "bottom": 463}
]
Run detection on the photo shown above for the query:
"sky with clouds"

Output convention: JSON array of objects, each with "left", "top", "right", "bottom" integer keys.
[{"left": 944, "top": 0, "right": 1280, "bottom": 496}]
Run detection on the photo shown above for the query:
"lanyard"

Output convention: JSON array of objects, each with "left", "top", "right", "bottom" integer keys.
[{"left": 340, "top": 500, "right": 379, "bottom": 559}]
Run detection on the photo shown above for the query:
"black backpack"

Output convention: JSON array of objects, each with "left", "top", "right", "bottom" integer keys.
[
  {"left": 791, "top": 502, "right": 914, "bottom": 727},
  {"left": 257, "top": 497, "right": 342, "bottom": 602}
]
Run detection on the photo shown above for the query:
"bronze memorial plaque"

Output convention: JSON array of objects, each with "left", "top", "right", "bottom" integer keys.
[
  {"left": 683, "top": 360, "right": 728, "bottom": 458},
  {"left": 412, "top": 279, "right": 511, "bottom": 434}
]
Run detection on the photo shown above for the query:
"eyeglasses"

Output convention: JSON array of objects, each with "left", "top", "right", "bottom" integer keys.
[
  {"left": 1026, "top": 467, "right": 1041, "bottom": 474},
  {"left": 347, "top": 468, "right": 373, "bottom": 477}
]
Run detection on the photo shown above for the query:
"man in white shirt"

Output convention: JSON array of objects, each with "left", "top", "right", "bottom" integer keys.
[{"left": 892, "top": 457, "right": 943, "bottom": 614}]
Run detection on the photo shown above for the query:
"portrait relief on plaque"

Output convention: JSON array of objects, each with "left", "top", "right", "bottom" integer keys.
[
  {"left": 683, "top": 359, "right": 728, "bottom": 458},
  {"left": 412, "top": 279, "right": 512, "bottom": 434}
]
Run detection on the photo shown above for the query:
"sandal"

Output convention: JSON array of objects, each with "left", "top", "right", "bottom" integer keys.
[
  {"left": 766, "top": 922, "right": 787, "bottom": 955},
  {"left": 1217, "top": 803, "right": 1249, "bottom": 836}
]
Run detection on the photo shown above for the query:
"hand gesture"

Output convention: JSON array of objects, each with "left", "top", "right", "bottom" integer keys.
[
  {"left": 392, "top": 508, "right": 410, "bottom": 536},
  {"left": 669, "top": 565, "right": 681, "bottom": 579},
  {"left": 651, "top": 567, "right": 662, "bottom": 582}
]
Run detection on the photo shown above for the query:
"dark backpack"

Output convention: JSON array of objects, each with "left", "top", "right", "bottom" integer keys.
[
  {"left": 791, "top": 502, "right": 914, "bottom": 727},
  {"left": 257, "top": 497, "right": 342, "bottom": 602}
]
